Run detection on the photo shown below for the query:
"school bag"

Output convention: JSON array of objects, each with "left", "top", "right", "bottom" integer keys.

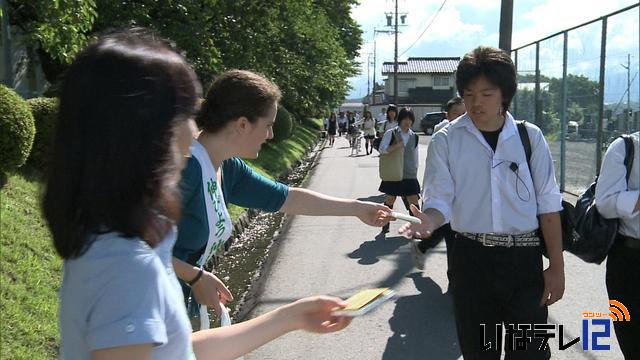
[{"left": 517, "top": 121, "right": 634, "bottom": 264}]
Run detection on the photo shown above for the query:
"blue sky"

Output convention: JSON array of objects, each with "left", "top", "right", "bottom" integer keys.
[{"left": 348, "top": 0, "right": 639, "bottom": 105}]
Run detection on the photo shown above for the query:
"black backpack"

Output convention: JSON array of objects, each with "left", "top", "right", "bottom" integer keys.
[{"left": 517, "top": 121, "right": 634, "bottom": 264}]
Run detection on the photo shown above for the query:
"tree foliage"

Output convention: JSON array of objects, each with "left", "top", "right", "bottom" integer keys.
[{"left": 8, "top": 0, "right": 362, "bottom": 118}]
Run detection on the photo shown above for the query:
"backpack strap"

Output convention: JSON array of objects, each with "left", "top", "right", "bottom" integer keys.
[
  {"left": 621, "top": 134, "right": 635, "bottom": 183},
  {"left": 516, "top": 120, "right": 532, "bottom": 170},
  {"left": 414, "top": 133, "right": 419, "bottom": 148}
]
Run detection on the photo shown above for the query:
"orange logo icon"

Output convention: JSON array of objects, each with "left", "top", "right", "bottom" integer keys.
[{"left": 608, "top": 300, "right": 630, "bottom": 322}]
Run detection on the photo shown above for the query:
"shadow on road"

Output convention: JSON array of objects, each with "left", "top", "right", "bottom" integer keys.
[
  {"left": 347, "top": 234, "right": 408, "bottom": 265},
  {"left": 383, "top": 273, "right": 461, "bottom": 360},
  {"left": 357, "top": 194, "right": 386, "bottom": 203}
]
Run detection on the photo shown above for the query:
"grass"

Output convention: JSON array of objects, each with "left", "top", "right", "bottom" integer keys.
[
  {"left": 0, "top": 118, "right": 322, "bottom": 359},
  {"left": 1, "top": 173, "right": 62, "bottom": 359}
]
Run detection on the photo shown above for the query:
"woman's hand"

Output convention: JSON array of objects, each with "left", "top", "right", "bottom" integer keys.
[
  {"left": 284, "top": 296, "right": 352, "bottom": 334},
  {"left": 356, "top": 201, "right": 392, "bottom": 227},
  {"left": 192, "top": 271, "right": 234, "bottom": 315}
]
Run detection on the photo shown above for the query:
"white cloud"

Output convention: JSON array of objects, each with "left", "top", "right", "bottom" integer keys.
[
  {"left": 349, "top": 0, "right": 639, "bottom": 98},
  {"left": 512, "top": 0, "right": 638, "bottom": 48}
]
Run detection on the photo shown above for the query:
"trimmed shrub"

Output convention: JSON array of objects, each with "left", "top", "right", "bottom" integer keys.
[
  {"left": 0, "top": 85, "right": 35, "bottom": 173},
  {"left": 270, "top": 105, "right": 294, "bottom": 143},
  {"left": 26, "top": 97, "right": 59, "bottom": 170}
]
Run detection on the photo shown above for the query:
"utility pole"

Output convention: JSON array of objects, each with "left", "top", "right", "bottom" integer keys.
[
  {"left": 393, "top": 0, "right": 399, "bottom": 105},
  {"left": 498, "top": 0, "right": 513, "bottom": 52},
  {"left": 373, "top": 29, "right": 394, "bottom": 104},
  {"left": 366, "top": 53, "right": 371, "bottom": 100}
]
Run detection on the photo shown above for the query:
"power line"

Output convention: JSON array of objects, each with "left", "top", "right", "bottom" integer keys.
[{"left": 398, "top": 0, "right": 448, "bottom": 57}]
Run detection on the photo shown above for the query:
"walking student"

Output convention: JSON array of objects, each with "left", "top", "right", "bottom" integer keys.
[
  {"left": 595, "top": 131, "right": 639, "bottom": 359},
  {"left": 378, "top": 107, "right": 420, "bottom": 234},
  {"left": 362, "top": 110, "right": 376, "bottom": 155},
  {"left": 326, "top": 112, "right": 338, "bottom": 146},
  {"left": 400, "top": 46, "right": 564, "bottom": 360}
]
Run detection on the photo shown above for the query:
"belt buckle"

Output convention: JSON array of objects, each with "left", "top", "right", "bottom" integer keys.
[{"left": 482, "top": 234, "right": 495, "bottom": 247}]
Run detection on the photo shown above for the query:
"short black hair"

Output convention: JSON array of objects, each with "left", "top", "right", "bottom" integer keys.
[
  {"left": 386, "top": 105, "right": 398, "bottom": 118},
  {"left": 446, "top": 96, "right": 464, "bottom": 112},
  {"left": 44, "top": 29, "right": 201, "bottom": 259},
  {"left": 397, "top": 107, "right": 415, "bottom": 125},
  {"left": 456, "top": 46, "right": 516, "bottom": 112}
]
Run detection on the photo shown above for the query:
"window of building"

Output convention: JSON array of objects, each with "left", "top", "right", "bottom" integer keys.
[
  {"left": 398, "top": 79, "right": 416, "bottom": 93},
  {"left": 433, "top": 75, "right": 450, "bottom": 87}
]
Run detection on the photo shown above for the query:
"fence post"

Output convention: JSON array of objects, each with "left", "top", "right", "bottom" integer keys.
[
  {"left": 535, "top": 42, "right": 541, "bottom": 126},
  {"left": 513, "top": 50, "right": 518, "bottom": 116},
  {"left": 596, "top": 18, "right": 607, "bottom": 174},
  {"left": 559, "top": 32, "right": 568, "bottom": 192}
]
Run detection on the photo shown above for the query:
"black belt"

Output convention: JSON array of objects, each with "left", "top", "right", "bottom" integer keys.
[
  {"left": 617, "top": 234, "right": 640, "bottom": 250},
  {"left": 457, "top": 231, "right": 540, "bottom": 248}
]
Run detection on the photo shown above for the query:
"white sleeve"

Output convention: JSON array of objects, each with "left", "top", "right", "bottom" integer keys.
[
  {"left": 422, "top": 132, "right": 454, "bottom": 223},
  {"left": 528, "top": 125, "right": 563, "bottom": 215},
  {"left": 378, "top": 129, "right": 395, "bottom": 154},
  {"left": 595, "top": 137, "right": 639, "bottom": 219}
]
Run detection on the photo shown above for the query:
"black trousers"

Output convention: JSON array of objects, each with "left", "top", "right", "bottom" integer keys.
[
  {"left": 606, "top": 235, "right": 640, "bottom": 359},
  {"left": 450, "top": 234, "right": 551, "bottom": 360}
]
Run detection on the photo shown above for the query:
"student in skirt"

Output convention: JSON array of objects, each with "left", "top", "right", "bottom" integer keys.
[
  {"left": 325, "top": 112, "right": 338, "bottom": 146},
  {"left": 378, "top": 107, "right": 420, "bottom": 234},
  {"left": 361, "top": 110, "right": 376, "bottom": 155},
  {"left": 400, "top": 46, "right": 564, "bottom": 360}
]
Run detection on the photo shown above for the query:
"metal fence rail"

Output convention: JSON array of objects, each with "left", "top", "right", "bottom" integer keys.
[{"left": 511, "top": 3, "right": 639, "bottom": 195}]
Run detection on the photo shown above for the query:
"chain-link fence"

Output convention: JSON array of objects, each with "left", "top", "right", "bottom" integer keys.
[{"left": 511, "top": 3, "right": 639, "bottom": 195}]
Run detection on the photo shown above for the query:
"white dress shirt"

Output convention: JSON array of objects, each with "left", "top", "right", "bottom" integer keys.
[
  {"left": 433, "top": 119, "right": 450, "bottom": 134},
  {"left": 595, "top": 131, "right": 639, "bottom": 239},
  {"left": 379, "top": 127, "right": 420, "bottom": 169},
  {"left": 422, "top": 112, "right": 563, "bottom": 234}
]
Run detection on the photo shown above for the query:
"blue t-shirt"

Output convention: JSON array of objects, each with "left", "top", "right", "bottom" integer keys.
[
  {"left": 174, "top": 156, "right": 289, "bottom": 264},
  {"left": 59, "top": 230, "right": 194, "bottom": 359}
]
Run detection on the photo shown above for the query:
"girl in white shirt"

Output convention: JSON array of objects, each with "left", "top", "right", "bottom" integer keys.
[{"left": 378, "top": 107, "right": 420, "bottom": 234}]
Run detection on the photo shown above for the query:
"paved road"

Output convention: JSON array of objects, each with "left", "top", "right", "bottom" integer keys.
[{"left": 245, "top": 135, "right": 623, "bottom": 360}]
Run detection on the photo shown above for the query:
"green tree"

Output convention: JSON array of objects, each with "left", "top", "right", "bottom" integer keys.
[
  {"left": 9, "top": 0, "right": 362, "bottom": 119},
  {"left": 8, "top": 0, "right": 97, "bottom": 80}
]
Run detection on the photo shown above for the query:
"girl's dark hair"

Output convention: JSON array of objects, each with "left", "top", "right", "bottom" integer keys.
[
  {"left": 386, "top": 105, "right": 398, "bottom": 120},
  {"left": 456, "top": 46, "right": 517, "bottom": 112},
  {"left": 329, "top": 113, "right": 337, "bottom": 121},
  {"left": 43, "top": 30, "right": 201, "bottom": 259},
  {"left": 197, "top": 70, "right": 282, "bottom": 133},
  {"left": 364, "top": 110, "right": 372, "bottom": 119},
  {"left": 397, "top": 107, "right": 415, "bottom": 125}
]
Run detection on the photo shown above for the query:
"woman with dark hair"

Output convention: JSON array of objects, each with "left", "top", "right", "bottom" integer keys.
[
  {"left": 377, "top": 107, "right": 420, "bottom": 234},
  {"left": 173, "top": 69, "right": 390, "bottom": 329},
  {"left": 326, "top": 112, "right": 338, "bottom": 146},
  {"left": 361, "top": 110, "right": 376, "bottom": 155},
  {"left": 400, "top": 46, "right": 564, "bottom": 360},
  {"left": 45, "top": 30, "right": 351, "bottom": 359}
]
